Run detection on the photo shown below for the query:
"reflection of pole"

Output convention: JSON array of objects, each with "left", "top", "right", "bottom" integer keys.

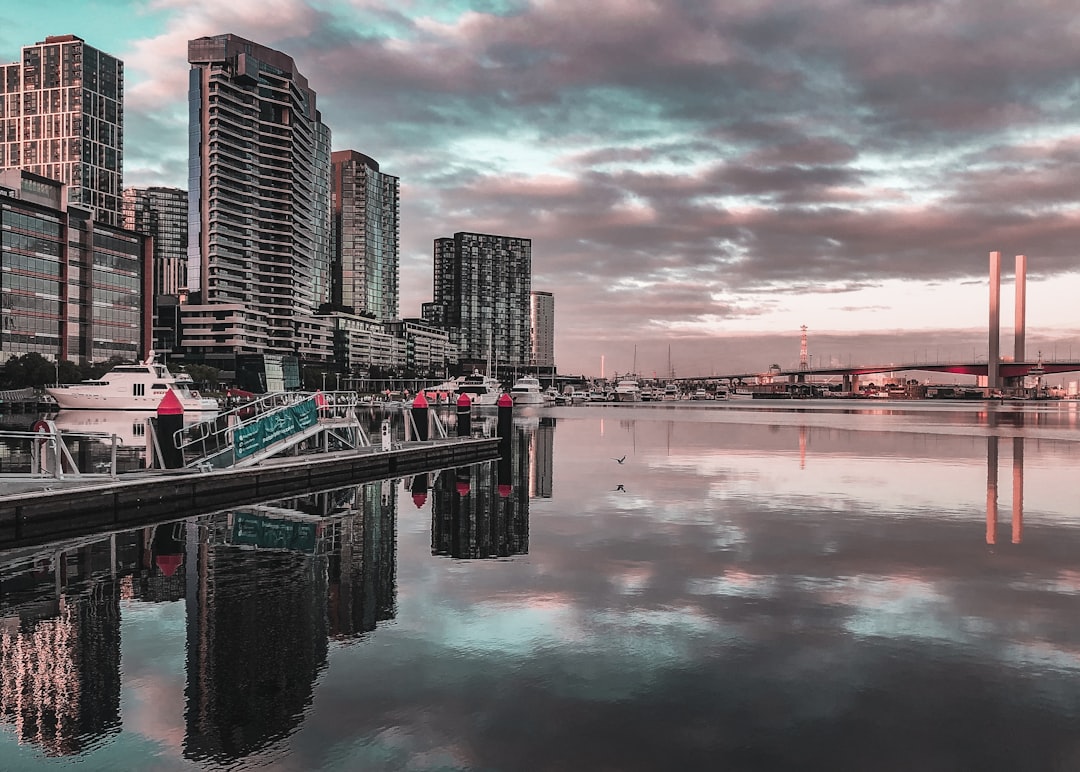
[
  {"left": 986, "top": 436, "right": 999, "bottom": 545},
  {"left": 798, "top": 426, "right": 807, "bottom": 470},
  {"left": 1012, "top": 437, "right": 1024, "bottom": 544}
]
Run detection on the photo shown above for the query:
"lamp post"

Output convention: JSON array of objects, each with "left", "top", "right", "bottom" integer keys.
[{"left": 321, "top": 371, "right": 326, "bottom": 391}]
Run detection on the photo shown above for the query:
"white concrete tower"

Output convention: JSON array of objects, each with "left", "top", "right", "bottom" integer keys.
[
  {"left": 988, "top": 251, "right": 1001, "bottom": 389},
  {"left": 1015, "top": 254, "right": 1027, "bottom": 363}
]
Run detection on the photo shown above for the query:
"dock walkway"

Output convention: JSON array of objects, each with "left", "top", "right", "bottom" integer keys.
[{"left": 0, "top": 435, "right": 501, "bottom": 549}]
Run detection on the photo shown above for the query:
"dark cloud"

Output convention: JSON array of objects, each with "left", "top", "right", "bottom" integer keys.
[{"left": 114, "top": 1, "right": 1080, "bottom": 374}]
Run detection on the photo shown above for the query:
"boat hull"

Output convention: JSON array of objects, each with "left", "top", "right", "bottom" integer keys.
[{"left": 46, "top": 388, "right": 219, "bottom": 412}]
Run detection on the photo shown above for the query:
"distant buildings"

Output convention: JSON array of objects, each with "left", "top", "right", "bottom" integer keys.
[
  {"left": 184, "top": 34, "right": 333, "bottom": 381},
  {"left": 123, "top": 186, "right": 186, "bottom": 298},
  {"left": 530, "top": 290, "right": 554, "bottom": 371},
  {"left": 0, "top": 35, "right": 124, "bottom": 227},
  {"left": 426, "top": 232, "right": 532, "bottom": 374},
  {"left": 0, "top": 169, "right": 150, "bottom": 365}
]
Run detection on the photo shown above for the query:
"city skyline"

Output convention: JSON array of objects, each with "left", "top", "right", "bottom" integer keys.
[{"left": 5, "top": 2, "right": 1080, "bottom": 377}]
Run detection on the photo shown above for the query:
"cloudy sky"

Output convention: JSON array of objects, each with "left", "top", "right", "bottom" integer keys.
[{"left": 3, "top": 0, "right": 1080, "bottom": 378}]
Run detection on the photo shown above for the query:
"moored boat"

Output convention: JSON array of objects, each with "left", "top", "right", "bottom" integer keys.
[
  {"left": 46, "top": 352, "right": 219, "bottom": 412},
  {"left": 456, "top": 370, "right": 502, "bottom": 406},
  {"left": 509, "top": 376, "right": 546, "bottom": 406},
  {"left": 614, "top": 378, "right": 642, "bottom": 402}
]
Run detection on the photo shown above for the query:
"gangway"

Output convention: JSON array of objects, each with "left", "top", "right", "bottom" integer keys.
[{"left": 162, "top": 391, "right": 368, "bottom": 470}]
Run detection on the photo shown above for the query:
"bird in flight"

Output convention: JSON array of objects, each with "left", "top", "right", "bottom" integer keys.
[
  {"left": 614, "top": 484, "right": 627, "bottom": 492},
  {"left": 612, "top": 456, "right": 626, "bottom": 463}
]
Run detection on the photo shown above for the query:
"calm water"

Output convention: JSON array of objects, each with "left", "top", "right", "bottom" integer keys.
[{"left": 3, "top": 400, "right": 1080, "bottom": 770}]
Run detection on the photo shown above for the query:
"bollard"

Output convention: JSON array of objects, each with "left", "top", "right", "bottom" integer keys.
[
  {"left": 456, "top": 392, "right": 472, "bottom": 436},
  {"left": 497, "top": 392, "right": 513, "bottom": 440},
  {"left": 155, "top": 389, "right": 185, "bottom": 469},
  {"left": 411, "top": 392, "right": 430, "bottom": 441}
]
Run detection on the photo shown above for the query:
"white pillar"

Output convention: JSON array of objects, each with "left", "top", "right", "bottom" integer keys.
[
  {"left": 1015, "top": 254, "right": 1026, "bottom": 363},
  {"left": 988, "top": 251, "right": 1001, "bottom": 390}
]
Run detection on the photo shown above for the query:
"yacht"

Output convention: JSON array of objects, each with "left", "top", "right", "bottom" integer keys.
[
  {"left": 662, "top": 383, "right": 681, "bottom": 400},
  {"left": 456, "top": 370, "right": 502, "bottom": 406},
  {"left": 614, "top": 378, "right": 642, "bottom": 402},
  {"left": 509, "top": 376, "right": 546, "bottom": 406},
  {"left": 46, "top": 352, "right": 220, "bottom": 412},
  {"left": 690, "top": 388, "right": 711, "bottom": 400}
]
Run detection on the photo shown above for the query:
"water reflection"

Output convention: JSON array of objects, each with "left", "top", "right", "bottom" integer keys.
[{"left": 3, "top": 404, "right": 1080, "bottom": 769}]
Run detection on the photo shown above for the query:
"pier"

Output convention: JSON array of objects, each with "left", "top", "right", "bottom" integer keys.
[{"left": 0, "top": 434, "right": 501, "bottom": 550}]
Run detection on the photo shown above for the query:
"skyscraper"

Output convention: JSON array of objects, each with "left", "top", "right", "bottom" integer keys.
[
  {"left": 425, "top": 232, "right": 531, "bottom": 373},
  {"left": 0, "top": 35, "right": 124, "bottom": 227},
  {"left": 330, "top": 150, "right": 399, "bottom": 321},
  {"left": 185, "top": 34, "right": 332, "bottom": 375}
]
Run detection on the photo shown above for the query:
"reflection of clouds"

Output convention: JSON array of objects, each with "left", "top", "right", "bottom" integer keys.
[{"left": 688, "top": 570, "right": 776, "bottom": 599}]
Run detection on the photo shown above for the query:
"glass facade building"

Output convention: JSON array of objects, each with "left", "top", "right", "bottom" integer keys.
[
  {"left": 427, "top": 232, "right": 532, "bottom": 373},
  {"left": 330, "top": 150, "right": 399, "bottom": 321},
  {"left": 0, "top": 169, "right": 150, "bottom": 365},
  {"left": 185, "top": 34, "right": 332, "bottom": 372},
  {"left": 0, "top": 35, "right": 124, "bottom": 227}
]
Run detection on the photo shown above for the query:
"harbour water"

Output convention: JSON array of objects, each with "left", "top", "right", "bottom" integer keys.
[{"left": 2, "top": 400, "right": 1080, "bottom": 770}]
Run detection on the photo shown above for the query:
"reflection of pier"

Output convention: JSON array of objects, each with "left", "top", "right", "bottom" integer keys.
[{"left": 986, "top": 436, "right": 1024, "bottom": 546}]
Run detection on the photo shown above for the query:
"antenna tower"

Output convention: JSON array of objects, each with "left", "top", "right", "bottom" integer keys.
[{"left": 799, "top": 325, "right": 809, "bottom": 370}]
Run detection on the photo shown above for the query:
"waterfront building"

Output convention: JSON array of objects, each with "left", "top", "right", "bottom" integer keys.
[
  {"left": 184, "top": 34, "right": 332, "bottom": 378},
  {"left": 320, "top": 311, "right": 402, "bottom": 376},
  {"left": 425, "top": 232, "right": 532, "bottom": 374},
  {"left": 0, "top": 35, "right": 124, "bottom": 227},
  {"left": 0, "top": 169, "right": 150, "bottom": 365},
  {"left": 330, "top": 150, "right": 399, "bottom": 321},
  {"left": 530, "top": 290, "right": 555, "bottom": 372},
  {"left": 385, "top": 318, "right": 456, "bottom": 377}
]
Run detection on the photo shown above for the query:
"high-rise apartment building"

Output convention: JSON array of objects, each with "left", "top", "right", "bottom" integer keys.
[
  {"left": 185, "top": 34, "right": 332, "bottom": 375},
  {"left": 1, "top": 170, "right": 150, "bottom": 365},
  {"left": 425, "top": 232, "right": 531, "bottom": 373},
  {"left": 529, "top": 290, "right": 554, "bottom": 370},
  {"left": 0, "top": 35, "right": 124, "bottom": 227},
  {"left": 122, "top": 187, "right": 187, "bottom": 297},
  {"left": 330, "top": 150, "right": 399, "bottom": 321}
]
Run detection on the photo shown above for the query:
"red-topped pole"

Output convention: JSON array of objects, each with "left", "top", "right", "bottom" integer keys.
[
  {"left": 155, "top": 389, "right": 185, "bottom": 469},
  {"left": 456, "top": 392, "right": 472, "bottom": 436},
  {"left": 411, "top": 392, "right": 430, "bottom": 441}
]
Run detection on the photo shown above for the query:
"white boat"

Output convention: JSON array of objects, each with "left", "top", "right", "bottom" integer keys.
[
  {"left": 509, "top": 376, "right": 546, "bottom": 406},
  {"left": 456, "top": 370, "right": 502, "bottom": 406},
  {"left": 614, "top": 378, "right": 641, "bottom": 402},
  {"left": 662, "top": 383, "right": 681, "bottom": 400},
  {"left": 46, "top": 352, "right": 220, "bottom": 412},
  {"left": 690, "top": 388, "right": 711, "bottom": 400}
]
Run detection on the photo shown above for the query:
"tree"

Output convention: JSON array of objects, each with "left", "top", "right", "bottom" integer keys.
[{"left": 183, "top": 364, "right": 221, "bottom": 390}]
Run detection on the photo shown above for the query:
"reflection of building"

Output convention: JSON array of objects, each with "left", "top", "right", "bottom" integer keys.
[
  {"left": 325, "top": 480, "right": 397, "bottom": 640},
  {"left": 184, "top": 506, "right": 329, "bottom": 763},
  {"left": 0, "top": 539, "right": 124, "bottom": 756},
  {"left": 430, "top": 423, "right": 532, "bottom": 559},
  {"left": 530, "top": 416, "right": 555, "bottom": 499}
]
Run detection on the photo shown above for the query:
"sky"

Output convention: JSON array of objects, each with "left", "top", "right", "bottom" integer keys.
[{"left": 3, "top": 0, "right": 1080, "bottom": 379}]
